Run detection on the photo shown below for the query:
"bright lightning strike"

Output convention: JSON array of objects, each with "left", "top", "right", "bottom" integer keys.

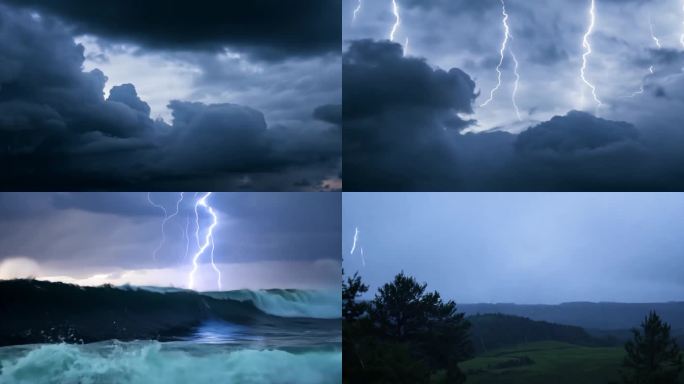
[
  {"left": 188, "top": 192, "right": 222, "bottom": 291},
  {"left": 350, "top": 227, "right": 366, "bottom": 266},
  {"left": 480, "top": 0, "right": 521, "bottom": 120},
  {"left": 350, "top": 227, "right": 359, "bottom": 255},
  {"left": 353, "top": 0, "right": 362, "bottom": 22},
  {"left": 580, "top": 0, "right": 602, "bottom": 108},
  {"left": 390, "top": 0, "right": 400, "bottom": 42}
]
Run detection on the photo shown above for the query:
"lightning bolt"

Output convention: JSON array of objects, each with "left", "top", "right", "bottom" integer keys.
[
  {"left": 480, "top": 0, "right": 522, "bottom": 121},
  {"left": 350, "top": 226, "right": 366, "bottom": 266},
  {"left": 182, "top": 215, "right": 191, "bottom": 262},
  {"left": 188, "top": 192, "right": 222, "bottom": 291},
  {"left": 510, "top": 50, "right": 522, "bottom": 121},
  {"left": 627, "top": 14, "right": 662, "bottom": 98},
  {"left": 353, "top": 0, "right": 362, "bottom": 23},
  {"left": 649, "top": 17, "right": 661, "bottom": 49},
  {"left": 390, "top": 0, "right": 400, "bottom": 42},
  {"left": 681, "top": 0, "right": 684, "bottom": 48},
  {"left": 360, "top": 247, "right": 366, "bottom": 267},
  {"left": 148, "top": 192, "right": 184, "bottom": 261},
  {"left": 580, "top": 0, "right": 602, "bottom": 108},
  {"left": 404, "top": 37, "right": 410, "bottom": 56},
  {"left": 147, "top": 193, "right": 167, "bottom": 261},
  {"left": 350, "top": 227, "right": 359, "bottom": 255}
]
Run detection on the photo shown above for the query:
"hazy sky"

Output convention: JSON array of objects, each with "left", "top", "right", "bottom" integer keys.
[
  {"left": 0, "top": 193, "right": 341, "bottom": 291},
  {"left": 343, "top": 193, "right": 684, "bottom": 304},
  {"left": 0, "top": 1, "right": 341, "bottom": 190}
]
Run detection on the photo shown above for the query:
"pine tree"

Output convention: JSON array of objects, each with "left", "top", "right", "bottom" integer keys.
[{"left": 622, "top": 311, "right": 683, "bottom": 384}]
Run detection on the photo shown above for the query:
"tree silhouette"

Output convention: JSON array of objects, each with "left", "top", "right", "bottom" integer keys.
[
  {"left": 369, "top": 272, "right": 472, "bottom": 382},
  {"left": 622, "top": 311, "right": 683, "bottom": 384},
  {"left": 343, "top": 271, "right": 473, "bottom": 383},
  {"left": 343, "top": 271, "right": 368, "bottom": 321}
]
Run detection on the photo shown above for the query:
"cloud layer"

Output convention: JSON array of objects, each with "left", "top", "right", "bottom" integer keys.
[{"left": 4, "top": 0, "right": 341, "bottom": 60}]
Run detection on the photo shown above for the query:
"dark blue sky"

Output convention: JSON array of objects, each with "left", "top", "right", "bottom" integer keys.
[{"left": 344, "top": 193, "right": 684, "bottom": 304}]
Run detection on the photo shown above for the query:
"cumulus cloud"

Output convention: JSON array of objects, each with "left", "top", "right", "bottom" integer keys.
[{"left": 0, "top": 6, "right": 340, "bottom": 190}]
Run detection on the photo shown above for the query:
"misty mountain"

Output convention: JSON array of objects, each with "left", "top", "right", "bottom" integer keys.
[{"left": 461, "top": 302, "right": 684, "bottom": 332}]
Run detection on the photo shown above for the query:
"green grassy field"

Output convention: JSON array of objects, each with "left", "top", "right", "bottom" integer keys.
[{"left": 458, "top": 341, "right": 684, "bottom": 384}]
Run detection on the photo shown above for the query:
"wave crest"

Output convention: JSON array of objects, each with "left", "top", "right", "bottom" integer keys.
[{"left": 204, "top": 289, "right": 341, "bottom": 319}]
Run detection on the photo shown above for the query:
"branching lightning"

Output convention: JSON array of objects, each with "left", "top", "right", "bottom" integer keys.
[
  {"left": 390, "top": 0, "right": 400, "bottom": 42},
  {"left": 480, "top": 0, "right": 522, "bottom": 121},
  {"left": 353, "top": 0, "right": 362, "bottom": 23},
  {"left": 188, "top": 192, "right": 222, "bottom": 291},
  {"left": 148, "top": 192, "right": 184, "bottom": 261},
  {"left": 580, "top": 0, "right": 602, "bottom": 108},
  {"left": 627, "top": 14, "right": 662, "bottom": 98}
]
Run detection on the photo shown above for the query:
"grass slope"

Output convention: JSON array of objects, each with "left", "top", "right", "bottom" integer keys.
[{"left": 459, "top": 341, "right": 684, "bottom": 384}]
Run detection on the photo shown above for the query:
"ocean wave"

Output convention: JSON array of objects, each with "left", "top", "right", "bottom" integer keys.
[
  {"left": 0, "top": 341, "right": 341, "bottom": 384},
  {"left": 204, "top": 289, "right": 341, "bottom": 319}
]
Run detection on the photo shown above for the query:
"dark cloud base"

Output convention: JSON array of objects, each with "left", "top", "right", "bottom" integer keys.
[
  {"left": 3, "top": 0, "right": 341, "bottom": 61},
  {"left": 0, "top": 5, "right": 340, "bottom": 191},
  {"left": 343, "top": 40, "right": 684, "bottom": 191}
]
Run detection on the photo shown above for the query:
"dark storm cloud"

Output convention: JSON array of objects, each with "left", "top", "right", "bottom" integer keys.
[
  {"left": 343, "top": 39, "right": 684, "bottom": 191},
  {"left": 2, "top": 0, "right": 341, "bottom": 60},
  {"left": 343, "top": 40, "right": 477, "bottom": 120},
  {"left": 0, "top": 6, "right": 340, "bottom": 190},
  {"left": 313, "top": 104, "right": 342, "bottom": 126}
]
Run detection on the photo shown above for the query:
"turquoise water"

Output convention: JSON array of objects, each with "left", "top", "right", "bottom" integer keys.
[
  {"left": 0, "top": 289, "right": 341, "bottom": 383},
  {"left": 0, "top": 340, "right": 341, "bottom": 384}
]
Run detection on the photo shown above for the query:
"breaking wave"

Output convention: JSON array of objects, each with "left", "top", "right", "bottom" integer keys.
[
  {"left": 0, "top": 341, "right": 341, "bottom": 384},
  {"left": 204, "top": 289, "right": 341, "bottom": 319}
]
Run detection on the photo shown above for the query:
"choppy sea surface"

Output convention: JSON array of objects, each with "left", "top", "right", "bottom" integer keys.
[{"left": 0, "top": 288, "right": 341, "bottom": 384}]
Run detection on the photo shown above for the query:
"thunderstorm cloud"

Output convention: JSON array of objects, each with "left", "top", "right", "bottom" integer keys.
[
  {"left": 343, "top": 0, "right": 684, "bottom": 190},
  {"left": 0, "top": 1, "right": 341, "bottom": 190}
]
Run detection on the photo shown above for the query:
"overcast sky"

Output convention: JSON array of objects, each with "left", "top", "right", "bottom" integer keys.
[
  {"left": 344, "top": 193, "right": 684, "bottom": 304},
  {"left": 0, "top": 193, "right": 341, "bottom": 291},
  {"left": 343, "top": 0, "right": 684, "bottom": 190},
  {"left": 0, "top": 1, "right": 341, "bottom": 190}
]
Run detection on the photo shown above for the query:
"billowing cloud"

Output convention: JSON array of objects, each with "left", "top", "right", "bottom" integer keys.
[
  {"left": 343, "top": 39, "right": 684, "bottom": 191},
  {"left": 0, "top": 5, "right": 340, "bottom": 190}
]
